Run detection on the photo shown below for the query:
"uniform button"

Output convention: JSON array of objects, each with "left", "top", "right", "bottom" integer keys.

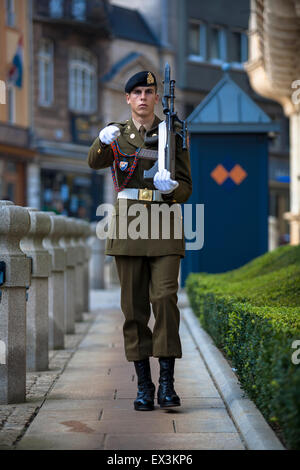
[
  {"left": 130, "top": 133, "right": 135, "bottom": 139},
  {"left": 97, "top": 148, "right": 101, "bottom": 154}
]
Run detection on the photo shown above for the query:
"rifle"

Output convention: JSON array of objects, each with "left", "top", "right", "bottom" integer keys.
[{"left": 143, "top": 63, "right": 188, "bottom": 182}]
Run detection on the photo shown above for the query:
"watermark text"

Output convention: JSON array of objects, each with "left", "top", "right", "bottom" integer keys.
[
  {"left": 291, "top": 340, "right": 300, "bottom": 365},
  {"left": 96, "top": 201, "right": 204, "bottom": 251}
]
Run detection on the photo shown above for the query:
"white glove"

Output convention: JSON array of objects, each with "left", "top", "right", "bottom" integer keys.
[
  {"left": 99, "top": 125, "right": 121, "bottom": 145},
  {"left": 153, "top": 169, "right": 179, "bottom": 194}
]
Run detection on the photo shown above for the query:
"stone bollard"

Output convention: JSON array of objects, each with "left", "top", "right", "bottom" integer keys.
[
  {"left": 82, "top": 221, "right": 91, "bottom": 314},
  {"left": 76, "top": 220, "right": 87, "bottom": 319},
  {"left": 58, "top": 216, "right": 77, "bottom": 334},
  {"left": 43, "top": 213, "right": 66, "bottom": 350},
  {"left": 89, "top": 222, "right": 105, "bottom": 289},
  {"left": 70, "top": 219, "right": 84, "bottom": 322},
  {"left": 20, "top": 208, "right": 51, "bottom": 371},
  {"left": 0, "top": 201, "right": 31, "bottom": 404}
]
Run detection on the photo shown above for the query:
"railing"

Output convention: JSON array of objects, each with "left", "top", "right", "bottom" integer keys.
[{"left": 0, "top": 201, "right": 95, "bottom": 404}]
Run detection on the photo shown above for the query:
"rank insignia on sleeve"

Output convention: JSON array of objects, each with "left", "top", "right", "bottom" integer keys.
[{"left": 119, "top": 161, "right": 129, "bottom": 171}]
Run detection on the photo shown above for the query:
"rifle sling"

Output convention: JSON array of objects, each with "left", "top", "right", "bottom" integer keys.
[{"left": 137, "top": 149, "right": 158, "bottom": 161}]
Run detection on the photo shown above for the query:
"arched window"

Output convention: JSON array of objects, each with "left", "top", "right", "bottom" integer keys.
[
  {"left": 69, "top": 48, "right": 97, "bottom": 113},
  {"left": 38, "top": 39, "right": 54, "bottom": 107}
]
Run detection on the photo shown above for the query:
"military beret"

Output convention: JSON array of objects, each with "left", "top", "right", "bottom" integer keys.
[{"left": 125, "top": 71, "right": 157, "bottom": 94}]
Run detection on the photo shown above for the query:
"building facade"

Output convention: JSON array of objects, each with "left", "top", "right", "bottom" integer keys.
[
  {"left": 29, "top": 0, "right": 111, "bottom": 220},
  {"left": 246, "top": 0, "right": 300, "bottom": 245},
  {"left": 0, "top": 0, "right": 34, "bottom": 206}
]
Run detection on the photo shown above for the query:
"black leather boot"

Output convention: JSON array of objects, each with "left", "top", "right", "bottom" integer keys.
[
  {"left": 133, "top": 358, "right": 155, "bottom": 411},
  {"left": 157, "top": 357, "right": 181, "bottom": 408}
]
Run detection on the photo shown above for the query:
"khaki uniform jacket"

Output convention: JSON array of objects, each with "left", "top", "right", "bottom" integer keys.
[{"left": 87, "top": 115, "right": 192, "bottom": 258}]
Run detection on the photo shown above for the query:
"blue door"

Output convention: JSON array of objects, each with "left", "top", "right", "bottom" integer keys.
[{"left": 181, "top": 133, "right": 268, "bottom": 286}]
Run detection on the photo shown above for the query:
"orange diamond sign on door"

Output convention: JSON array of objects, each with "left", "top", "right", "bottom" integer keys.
[
  {"left": 210, "top": 164, "right": 229, "bottom": 185},
  {"left": 229, "top": 164, "right": 247, "bottom": 185},
  {"left": 211, "top": 158, "right": 248, "bottom": 189}
]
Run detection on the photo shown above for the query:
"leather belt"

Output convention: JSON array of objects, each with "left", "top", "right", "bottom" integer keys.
[{"left": 117, "top": 188, "right": 163, "bottom": 202}]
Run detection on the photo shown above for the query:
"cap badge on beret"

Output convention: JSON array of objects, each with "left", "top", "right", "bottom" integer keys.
[
  {"left": 125, "top": 70, "right": 157, "bottom": 94},
  {"left": 147, "top": 72, "right": 155, "bottom": 85}
]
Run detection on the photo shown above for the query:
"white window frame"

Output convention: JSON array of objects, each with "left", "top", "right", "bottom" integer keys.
[
  {"left": 7, "top": 83, "right": 16, "bottom": 124},
  {"left": 6, "top": 0, "right": 15, "bottom": 27},
  {"left": 69, "top": 47, "right": 97, "bottom": 114},
  {"left": 188, "top": 20, "right": 207, "bottom": 63},
  {"left": 38, "top": 39, "right": 54, "bottom": 107},
  {"left": 49, "top": 0, "right": 64, "bottom": 18},
  {"left": 72, "top": 0, "right": 86, "bottom": 21}
]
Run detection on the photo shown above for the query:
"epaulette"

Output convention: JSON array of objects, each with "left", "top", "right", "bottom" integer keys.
[{"left": 107, "top": 120, "right": 128, "bottom": 128}]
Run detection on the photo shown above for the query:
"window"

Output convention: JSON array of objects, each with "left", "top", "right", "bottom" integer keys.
[
  {"left": 6, "top": 0, "right": 15, "bottom": 27},
  {"left": 269, "top": 156, "right": 290, "bottom": 183},
  {"left": 72, "top": 0, "right": 86, "bottom": 21},
  {"left": 38, "top": 39, "right": 54, "bottom": 107},
  {"left": 230, "top": 31, "right": 248, "bottom": 64},
  {"left": 188, "top": 21, "right": 207, "bottom": 61},
  {"left": 7, "top": 84, "right": 15, "bottom": 123},
  {"left": 209, "top": 26, "right": 227, "bottom": 63},
  {"left": 49, "top": 0, "right": 63, "bottom": 18},
  {"left": 231, "top": 32, "right": 241, "bottom": 63},
  {"left": 69, "top": 48, "right": 97, "bottom": 113},
  {"left": 241, "top": 33, "right": 248, "bottom": 63}
]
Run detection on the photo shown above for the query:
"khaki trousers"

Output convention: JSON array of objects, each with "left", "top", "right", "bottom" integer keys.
[{"left": 114, "top": 255, "right": 182, "bottom": 362}]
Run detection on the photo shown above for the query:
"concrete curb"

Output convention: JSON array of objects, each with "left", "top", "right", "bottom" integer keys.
[{"left": 181, "top": 305, "right": 285, "bottom": 450}]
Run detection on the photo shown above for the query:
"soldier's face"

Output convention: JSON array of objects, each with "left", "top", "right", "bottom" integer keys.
[{"left": 126, "top": 86, "right": 159, "bottom": 119}]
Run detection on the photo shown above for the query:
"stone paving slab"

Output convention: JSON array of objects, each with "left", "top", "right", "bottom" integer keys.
[
  {"left": 14, "top": 288, "right": 246, "bottom": 450},
  {"left": 103, "top": 433, "right": 244, "bottom": 450},
  {"left": 16, "top": 432, "right": 105, "bottom": 450},
  {"left": 0, "top": 313, "right": 95, "bottom": 450}
]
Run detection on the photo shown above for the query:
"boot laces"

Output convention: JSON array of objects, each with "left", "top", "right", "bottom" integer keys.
[
  {"left": 138, "top": 381, "right": 155, "bottom": 398},
  {"left": 159, "top": 375, "right": 175, "bottom": 396}
]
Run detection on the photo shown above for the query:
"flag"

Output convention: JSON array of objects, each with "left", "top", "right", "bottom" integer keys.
[{"left": 8, "top": 36, "right": 24, "bottom": 88}]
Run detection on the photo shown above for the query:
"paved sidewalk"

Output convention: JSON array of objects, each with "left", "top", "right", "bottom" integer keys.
[{"left": 15, "top": 289, "right": 246, "bottom": 450}]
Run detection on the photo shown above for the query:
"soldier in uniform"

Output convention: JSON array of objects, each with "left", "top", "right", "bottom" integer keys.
[{"left": 87, "top": 71, "right": 192, "bottom": 411}]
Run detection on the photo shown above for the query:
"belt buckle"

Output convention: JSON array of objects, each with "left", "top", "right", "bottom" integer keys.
[{"left": 138, "top": 188, "right": 153, "bottom": 201}]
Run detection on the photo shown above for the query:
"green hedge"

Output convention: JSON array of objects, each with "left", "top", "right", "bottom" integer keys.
[{"left": 185, "top": 244, "right": 300, "bottom": 449}]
